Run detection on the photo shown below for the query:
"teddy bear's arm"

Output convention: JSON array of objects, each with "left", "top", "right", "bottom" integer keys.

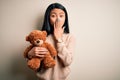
[
  {"left": 45, "top": 43, "right": 57, "bottom": 57},
  {"left": 24, "top": 45, "right": 33, "bottom": 59}
]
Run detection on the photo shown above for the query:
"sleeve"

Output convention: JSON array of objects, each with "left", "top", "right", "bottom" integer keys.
[{"left": 57, "top": 34, "right": 75, "bottom": 67}]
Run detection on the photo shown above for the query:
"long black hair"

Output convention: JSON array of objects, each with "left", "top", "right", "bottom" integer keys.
[{"left": 41, "top": 3, "right": 70, "bottom": 35}]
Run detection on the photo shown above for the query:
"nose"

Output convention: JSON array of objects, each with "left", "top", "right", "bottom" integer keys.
[
  {"left": 36, "top": 40, "right": 40, "bottom": 43},
  {"left": 56, "top": 18, "right": 60, "bottom": 22}
]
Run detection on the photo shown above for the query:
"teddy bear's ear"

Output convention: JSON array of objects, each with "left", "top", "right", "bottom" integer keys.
[
  {"left": 42, "top": 31, "right": 47, "bottom": 36},
  {"left": 26, "top": 36, "right": 29, "bottom": 41}
]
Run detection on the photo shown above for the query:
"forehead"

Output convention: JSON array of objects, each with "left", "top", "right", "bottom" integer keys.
[{"left": 50, "top": 8, "right": 65, "bottom": 14}]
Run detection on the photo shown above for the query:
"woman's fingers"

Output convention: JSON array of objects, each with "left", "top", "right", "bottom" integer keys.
[
  {"left": 36, "top": 54, "right": 45, "bottom": 57},
  {"left": 35, "top": 51, "right": 47, "bottom": 54},
  {"left": 36, "top": 49, "right": 48, "bottom": 52},
  {"left": 55, "top": 18, "right": 59, "bottom": 28},
  {"left": 62, "top": 26, "right": 65, "bottom": 33},
  {"left": 35, "top": 51, "right": 48, "bottom": 57},
  {"left": 35, "top": 47, "right": 48, "bottom": 51},
  {"left": 54, "top": 19, "right": 61, "bottom": 29},
  {"left": 62, "top": 26, "right": 65, "bottom": 30},
  {"left": 53, "top": 19, "right": 64, "bottom": 40},
  {"left": 33, "top": 47, "right": 48, "bottom": 58}
]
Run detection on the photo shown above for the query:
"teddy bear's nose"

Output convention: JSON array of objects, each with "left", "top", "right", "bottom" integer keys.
[{"left": 36, "top": 40, "right": 40, "bottom": 43}]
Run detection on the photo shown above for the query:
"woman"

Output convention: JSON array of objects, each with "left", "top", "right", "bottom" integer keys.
[{"left": 28, "top": 3, "right": 75, "bottom": 80}]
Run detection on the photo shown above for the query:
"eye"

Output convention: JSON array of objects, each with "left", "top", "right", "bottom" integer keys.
[
  {"left": 50, "top": 14, "right": 56, "bottom": 18},
  {"left": 60, "top": 15, "right": 64, "bottom": 18}
]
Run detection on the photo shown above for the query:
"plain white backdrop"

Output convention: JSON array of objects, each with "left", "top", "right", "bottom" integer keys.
[{"left": 0, "top": 0, "right": 120, "bottom": 80}]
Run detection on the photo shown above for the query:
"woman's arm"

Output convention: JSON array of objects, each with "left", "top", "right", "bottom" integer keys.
[{"left": 57, "top": 35, "right": 75, "bottom": 67}]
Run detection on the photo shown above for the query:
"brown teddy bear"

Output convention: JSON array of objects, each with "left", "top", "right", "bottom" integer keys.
[{"left": 24, "top": 30, "right": 57, "bottom": 71}]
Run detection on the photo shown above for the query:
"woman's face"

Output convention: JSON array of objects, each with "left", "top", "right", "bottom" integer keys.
[{"left": 50, "top": 8, "right": 65, "bottom": 28}]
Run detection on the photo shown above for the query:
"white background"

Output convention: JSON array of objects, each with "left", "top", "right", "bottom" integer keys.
[{"left": 0, "top": 0, "right": 120, "bottom": 80}]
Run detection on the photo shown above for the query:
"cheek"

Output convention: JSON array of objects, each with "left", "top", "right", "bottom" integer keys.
[
  {"left": 59, "top": 18, "right": 65, "bottom": 26},
  {"left": 50, "top": 17, "right": 56, "bottom": 26},
  {"left": 61, "top": 18, "right": 65, "bottom": 25}
]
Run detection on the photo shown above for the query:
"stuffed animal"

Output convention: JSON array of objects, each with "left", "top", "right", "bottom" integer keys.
[{"left": 24, "top": 30, "right": 57, "bottom": 71}]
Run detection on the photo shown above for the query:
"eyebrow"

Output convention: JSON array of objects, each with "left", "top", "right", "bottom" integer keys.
[
  {"left": 50, "top": 12, "right": 65, "bottom": 15},
  {"left": 59, "top": 12, "right": 65, "bottom": 14}
]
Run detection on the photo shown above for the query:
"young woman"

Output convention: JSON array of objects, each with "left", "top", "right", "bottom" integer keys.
[{"left": 27, "top": 3, "right": 75, "bottom": 80}]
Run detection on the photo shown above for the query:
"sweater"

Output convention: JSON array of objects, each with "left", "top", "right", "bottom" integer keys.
[{"left": 36, "top": 33, "right": 75, "bottom": 80}]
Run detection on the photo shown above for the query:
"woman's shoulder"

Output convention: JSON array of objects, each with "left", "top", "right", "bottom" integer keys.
[
  {"left": 46, "top": 33, "right": 75, "bottom": 41},
  {"left": 46, "top": 34, "right": 54, "bottom": 44},
  {"left": 47, "top": 34, "right": 53, "bottom": 39},
  {"left": 63, "top": 33, "right": 75, "bottom": 39}
]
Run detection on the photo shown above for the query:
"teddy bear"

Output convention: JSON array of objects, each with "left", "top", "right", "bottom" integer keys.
[{"left": 24, "top": 30, "right": 57, "bottom": 71}]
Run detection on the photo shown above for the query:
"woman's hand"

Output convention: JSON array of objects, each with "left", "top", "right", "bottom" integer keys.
[
  {"left": 54, "top": 19, "right": 65, "bottom": 40},
  {"left": 28, "top": 47, "right": 48, "bottom": 58}
]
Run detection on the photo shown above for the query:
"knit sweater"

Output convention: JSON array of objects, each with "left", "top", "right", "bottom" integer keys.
[{"left": 36, "top": 33, "right": 75, "bottom": 80}]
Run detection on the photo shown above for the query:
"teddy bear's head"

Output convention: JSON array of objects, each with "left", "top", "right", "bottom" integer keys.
[{"left": 26, "top": 30, "right": 47, "bottom": 46}]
